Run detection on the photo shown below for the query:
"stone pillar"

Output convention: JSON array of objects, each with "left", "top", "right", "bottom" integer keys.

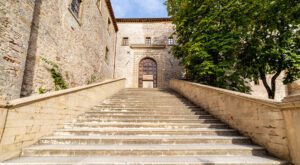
[
  {"left": 288, "top": 80, "right": 300, "bottom": 95},
  {"left": 282, "top": 95, "right": 300, "bottom": 165}
]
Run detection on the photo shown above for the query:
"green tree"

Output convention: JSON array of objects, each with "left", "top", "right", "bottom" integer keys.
[
  {"left": 167, "top": 0, "right": 300, "bottom": 99},
  {"left": 238, "top": 0, "right": 300, "bottom": 99},
  {"left": 167, "top": 0, "right": 254, "bottom": 92}
]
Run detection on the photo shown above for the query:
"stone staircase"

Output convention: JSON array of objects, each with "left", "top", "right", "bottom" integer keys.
[{"left": 5, "top": 89, "right": 286, "bottom": 164}]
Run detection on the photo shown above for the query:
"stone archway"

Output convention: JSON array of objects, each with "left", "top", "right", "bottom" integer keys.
[{"left": 138, "top": 58, "right": 157, "bottom": 88}]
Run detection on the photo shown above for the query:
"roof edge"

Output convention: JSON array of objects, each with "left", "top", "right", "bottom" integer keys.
[
  {"left": 116, "top": 18, "right": 172, "bottom": 23},
  {"left": 105, "top": 0, "right": 118, "bottom": 31}
]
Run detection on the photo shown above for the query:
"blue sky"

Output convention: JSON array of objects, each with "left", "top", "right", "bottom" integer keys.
[{"left": 111, "top": 0, "right": 168, "bottom": 18}]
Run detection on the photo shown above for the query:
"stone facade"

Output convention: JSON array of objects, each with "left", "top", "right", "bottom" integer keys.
[
  {"left": 0, "top": 0, "right": 36, "bottom": 100},
  {"left": 0, "top": 0, "right": 118, "bottom": 100},
  {"left": 21, "top": 0, "right": 117, "bottom": 97},
  {"left": 115, "top": 19, "right": 183, "bottom": 88}
]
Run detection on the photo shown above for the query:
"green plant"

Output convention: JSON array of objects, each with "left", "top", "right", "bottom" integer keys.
[
  {"left": 41, "top": 57, "right": 69, "bottom": 91},
  {"left": 87, "top": 75, "right": 97, "bottom": 85},
  {"left": 38, "top": 87, "right": 46, "bottom": 94}
]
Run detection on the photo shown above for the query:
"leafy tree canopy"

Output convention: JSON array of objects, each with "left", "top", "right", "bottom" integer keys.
[{"left": 166, "top": 0, "right": 300, "bottom": 99}]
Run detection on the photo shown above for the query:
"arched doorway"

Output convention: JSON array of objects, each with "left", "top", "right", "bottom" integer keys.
[{"left": 139, "top": 58, "right": 157, "bottom": 88}]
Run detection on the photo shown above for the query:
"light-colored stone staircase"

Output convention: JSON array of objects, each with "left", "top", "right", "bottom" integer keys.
[{"left": 5, "top": 89, "right": 286, "bottom": 164}]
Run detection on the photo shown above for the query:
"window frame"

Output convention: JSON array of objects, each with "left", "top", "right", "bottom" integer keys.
[
  {"left": 168, "top": 37, "right": 174, "bottom": 46},
  {"left": 122, "top": 37, "right": 129, "bottom": 46},
  {"left": 69, "top": 0, "right": 83, "bottom": 25},
  {"left": 145, "top": 37, "right": 151, "bottom": 45}
]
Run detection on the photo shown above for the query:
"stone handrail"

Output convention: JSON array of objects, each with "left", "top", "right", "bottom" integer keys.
[
  {"left": 170, "top": 79, "right": 300, "bottom": 164},
  {"left": 0, "top": 78, "right": 126, "bottom": 161}
]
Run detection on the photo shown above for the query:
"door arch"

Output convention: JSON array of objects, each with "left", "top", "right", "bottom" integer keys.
[{"left": 138, "top": 58, "right": 157, "bottom": 88}]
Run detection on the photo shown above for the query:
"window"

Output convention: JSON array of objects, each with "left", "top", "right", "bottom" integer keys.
[
  {"left": 105, "top": 47, "right": 109, "bottom": 63},
  {"left": 70, "top": 0, "right": 82, "bottom": 18},
  {"left": 96, "top": 0, "right": 102, "bottom": 13},
  {"left": 254, "top": 79, "right": 260, "bottom": 85},
  {"left": 145, "top": 37, "right": 151, "bottom": 45},
  {"left": 168, "top": 37, "right": 174, "bottom": 45},
  {"left": 122, "top": 37, "right": 129, "bottom": 46}
]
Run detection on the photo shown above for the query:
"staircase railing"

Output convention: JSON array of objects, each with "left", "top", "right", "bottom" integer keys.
[
  {"left": 170, "top": 79, "right": 300, "bottom": 165},
  {"left": 0, "top": 78, "right": 126, "bottom": 161}
]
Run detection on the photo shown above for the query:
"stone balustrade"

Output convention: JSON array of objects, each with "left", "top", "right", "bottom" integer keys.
[
  {"left": 170, "top": 79, "right": 300, "bottom": 165},
  {"left": 0, "top": 78, "right": 125, "bottom": 161}
]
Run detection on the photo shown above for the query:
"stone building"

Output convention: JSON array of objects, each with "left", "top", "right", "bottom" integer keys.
[
  {"left": 0, "top": 0, "right": 296, "bottom": 101},
  {"left": 115, "top": 18, "right": 182, "bottom": 88},
  {"left": 0, "top": 0, "right": 118, "bottom": 100}
]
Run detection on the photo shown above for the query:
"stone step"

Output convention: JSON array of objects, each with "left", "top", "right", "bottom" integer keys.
[
  {"left": 64, "top": 123, "right": 228, "bottom": 129},
  {"left": 3, "top": 156, "right": 287, "bottom": 164},
  {"left": 104, "top": 99, "right": 188, "bottom": 102},
  {"left": 55, "top": 128, "right": 239, "bottom": 136},
  {"left": 22, "top": 144, "right": 266, "bottom": 156},
  {"left": 100, "top": 103, "right": 194, "bottom": 106},
  {"left": 78, "top": 115, "right": 215, "bottom": 120},
  {"left": 85, "top": 110, "right": 208, "bottom": 115},
  {"left": 39, "top": 135, "right": 250, "bottom": 145},
  {"left": 75, "top": 119, "right": 221, "bottom": 123},
  {"left": 96, "top": 105, "right": 199, "bottom": 108},
  {"left": 91, "top": 107, "right": 203, "bottom": 112}
]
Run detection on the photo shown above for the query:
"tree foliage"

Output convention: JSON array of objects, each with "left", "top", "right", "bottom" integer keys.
[{"left": 167, "top": 0, "right": 300, "bottom": 99}]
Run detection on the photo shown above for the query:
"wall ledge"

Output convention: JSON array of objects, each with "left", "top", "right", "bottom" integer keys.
[
  {"left": 173, "top": 80, "right": 281, "bottom": 107},
  {"left": 1, "top": 78, "right": 125, "bottom": 108}
]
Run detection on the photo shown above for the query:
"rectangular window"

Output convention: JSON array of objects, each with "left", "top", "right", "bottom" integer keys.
[
  {"left": 254, "top": 79, "right": 260, "bottom": 85},
  {"left": 105, "top": 47, "right": 109, "bottom": 63},
  {"left": 168, "top": 37, "right": 174, "bottom": 45},
  {"left": 70, "top": 0, "right": 82, "bottom": 18},
  {"left": 96, "top": 0, "right": 102, "bottom": 13},
  {"left": 145, "top": 37, "right": 151, "bottom": 45},
  {"left": 122, "top": 37, "right": 129, "bottom": 46}
]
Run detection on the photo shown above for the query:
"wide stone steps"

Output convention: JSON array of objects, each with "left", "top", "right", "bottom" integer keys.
[
  {"left": 75, "top": 118, "right": 221, "bottom": 123},
  {"left": 78, "top": 114, "right": 215, "bottom": 120},
  {"left": 39, "top": 135, "right": 250, "bottom": 145},
  {"left": 64, "top": 123, "right": 228, "bottom": 129},
  {"left": 22, "top": 144, "right": 266, "bottom": 156},
  {"left": 55, "top": 128, "right": 239, "bottom": 136},
  {"left": 4, "top": 156, "right": 286, "bottom": 165},
  {"left": 85, "top": 110, "right": 209, "bottom": 115},
  {"left": 4, "top": 89, "right": 286, "bottom": 164}
]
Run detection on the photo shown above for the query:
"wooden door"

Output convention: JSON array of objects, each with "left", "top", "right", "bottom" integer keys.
[{"left": 139, "top": 58, "right": 157, "bottom": 88}]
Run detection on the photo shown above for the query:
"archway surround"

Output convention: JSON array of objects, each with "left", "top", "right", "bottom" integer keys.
[{"left": 138, "top": 58, "right": 157, "bottom": 88}]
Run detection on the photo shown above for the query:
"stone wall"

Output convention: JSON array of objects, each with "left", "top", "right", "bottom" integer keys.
[
  {"left": 0, "top": 0, "right": 117, "bottom": 100},
  {"left": 115, "top": 21, "right": 183, "bottom": 88},
  {"left": 0, "top": 78, "right": 125, "bottom": 161},
  {"left": 21, "top": 0, "right": 117, "bottom": 97},
  {"left": 170, "top": 79, "right": 291, "bottom": 161},
  {"left": 0, "top": 0, "right": 36, "bottom": 100}
]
